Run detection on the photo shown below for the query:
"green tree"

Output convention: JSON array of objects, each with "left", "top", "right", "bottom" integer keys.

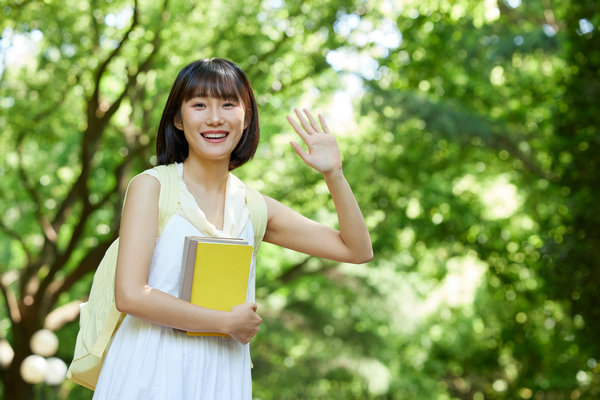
[
  {"left": 336, "top": 0, "right": 599, "bottom": 398},
  {"left": 1, "top": 0, "right": 599, "bottom": 399},
  {"left": 0, "top": 0, "right": 364, "bottom": 398}
]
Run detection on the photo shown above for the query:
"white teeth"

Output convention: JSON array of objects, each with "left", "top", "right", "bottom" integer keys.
[{"left": 203, "top": 133, "right": 227, "bottom": 139}]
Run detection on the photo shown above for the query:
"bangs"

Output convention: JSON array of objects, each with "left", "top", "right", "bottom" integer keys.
[
  {"left": 181, "top": 63, "right": 244, "bottom": 103},
  {"left": 157, "top": 58, "right": 259, "bottom": 168}
]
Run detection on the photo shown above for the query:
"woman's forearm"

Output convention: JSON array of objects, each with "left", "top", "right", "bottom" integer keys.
[
  {"left": 115, "top": 283, "right": 230, "bottom": 333},
  {"left": 115, "top": 283, "right": 261, "bottom": 344},
  {"left": 322, "top": 168, "right": 373, "bottom": 263}
]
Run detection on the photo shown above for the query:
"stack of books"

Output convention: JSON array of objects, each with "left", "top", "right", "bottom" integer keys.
[{"left": 179, "top": 236, "right": 253, "bottom": 337}]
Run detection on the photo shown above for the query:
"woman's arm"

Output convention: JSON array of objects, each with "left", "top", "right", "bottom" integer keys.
[
  {"left": 262, "top": 109, "right": 373, "bottom": 264},
  {"left": 114, "top": 174, "right": 261, "bottom": 344}
]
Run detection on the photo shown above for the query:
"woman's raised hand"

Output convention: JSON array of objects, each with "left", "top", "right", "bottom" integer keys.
[{"left": 287, "top": 108, "right": 342, "bottom": 175}]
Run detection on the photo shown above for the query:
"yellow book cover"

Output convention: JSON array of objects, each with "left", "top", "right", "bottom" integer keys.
[{"left": 179, "top": 237, "right": 253, "bottom": 337}]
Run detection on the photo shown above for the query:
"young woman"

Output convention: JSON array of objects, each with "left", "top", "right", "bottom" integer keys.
[{"left": 92, "top": 58, "right": 372, "bottom": 399}]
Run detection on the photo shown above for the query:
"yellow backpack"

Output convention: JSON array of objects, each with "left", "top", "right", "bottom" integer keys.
[{"left": 66, "top": 164, "right": 267, "bottom": 390}]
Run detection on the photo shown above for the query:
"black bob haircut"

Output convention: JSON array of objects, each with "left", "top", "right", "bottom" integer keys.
[{"left": 156, "top": 58, "right": 260, "bottom": 170}]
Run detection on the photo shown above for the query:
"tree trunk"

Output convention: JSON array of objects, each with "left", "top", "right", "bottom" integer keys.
[
  {"left": 2, "top": 365, "right": 34, "bottom": 400},
  {"left": 1, "top": 301, "right": 43, "bottom": 399}
]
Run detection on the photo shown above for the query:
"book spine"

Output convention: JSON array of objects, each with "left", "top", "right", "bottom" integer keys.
[{"left": 179, "top": 237, "right": 196, "bottom": 302}]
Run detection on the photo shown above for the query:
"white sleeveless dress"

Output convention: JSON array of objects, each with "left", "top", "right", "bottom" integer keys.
[{"left": 93, "top": 164, "right": 256, "bottom": 400}]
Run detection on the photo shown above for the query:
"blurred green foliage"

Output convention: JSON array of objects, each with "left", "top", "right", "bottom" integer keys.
[{"left": 0, "top": 0, "right": 598, "bottom": 399}]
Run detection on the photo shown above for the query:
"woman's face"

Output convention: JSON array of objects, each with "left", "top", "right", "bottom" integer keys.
[{"left": 175, "top": 95, "right": 246, "bottom": 165}]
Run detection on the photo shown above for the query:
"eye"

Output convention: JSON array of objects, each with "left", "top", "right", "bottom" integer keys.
[
  {"left": 192, "top": 102, "right": 206, "bottom": 108},
  {"left": 223, "top": 102, "right": 237, "bottom": 108}
]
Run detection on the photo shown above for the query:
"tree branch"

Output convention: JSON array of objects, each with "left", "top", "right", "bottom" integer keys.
[
  {"left": 16, "top": 155, "right": 57, "bottom": 245},
  {"left": 36, "top": 0, "right": 169, "bottom": 319},
  {"left": 390, "top": 91, "right": 558, "bottom": 181},
  {"left": 49, "top": 173, "right": 86, "bottom": 238},
  {"left": 276, "top": 68, "right": 320, "bottom": 94},
  {"left": 39, "top": 138, "right": 151, "bottom": 314},
  {"left": 89, "top": 0, "right": 140, "bottom": 108},
  {"left": 4, "top": 74, "right": 83, "bottom": 279},
  {"left": 277, "top": 256, "right": 313, "bottom": 285},
  {"left": 0, "top": 275, "right": 21, "bottom": 324},
  {"left": 34, "top": 199, "right": 94, "bottom": 310},
  {"left": 90, "top": 0, "right": 100, "bottom": 51},
  {"left": 270, "top": 258, "right": 343, "bottom": 296},
  {"left": 0, "top": 220, "right": 29, "bottom": 269},
  {"left": 7, "top": 78, "right": 78, "bottom": 131},
  {"left": 51, "top": 0, "right": 140, "bottom": 234},
  {"left": 15, "top": 132, "right": 60, "bottom": 296},
  {"left": 243, "top": 3, "right": 304, "bottom": 75},
  {"left": 44, "top": 237, "right": 116, "bottom": 315}
]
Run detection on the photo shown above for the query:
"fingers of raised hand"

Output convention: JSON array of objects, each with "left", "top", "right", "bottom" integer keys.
[
  {"left": 292, "top": 108, "right": 328, "bottom": 135},
  {"left": 292, "top": 108, "right": 313, "bottom": 134},
  {"left": 304, "top": 109, "right": 330, "bottom": 134},
  {"left": 286, "top": 115, "right": 310, "bottom": 145},
  {"left": 302, "top": 109, "right": 321, "bottom": 133},
  {"left": 318, "top": 114, "right": 330, "bottom": 134}
]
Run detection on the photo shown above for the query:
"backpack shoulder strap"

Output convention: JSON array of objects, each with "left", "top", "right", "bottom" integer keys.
[
  {"left": 153, "top": 164, "right": 179, "bottom": 234},
  {"left": 245, "top": 186, "right": 268, "bottom": 250}
]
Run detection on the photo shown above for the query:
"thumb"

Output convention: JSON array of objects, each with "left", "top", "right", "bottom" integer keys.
[
  {"left": 247, "top": 302, "right": 258, "bottom": 312},
  {"left": 290, "top": 141, "right": 310, "bottom": 164}
]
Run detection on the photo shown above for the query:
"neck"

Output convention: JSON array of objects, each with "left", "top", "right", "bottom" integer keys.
[{"left": 181, "top": 156, "right": 230, "bottom": 192}]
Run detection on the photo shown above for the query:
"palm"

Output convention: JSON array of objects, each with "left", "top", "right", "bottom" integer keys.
[{"left": 287, "top": 109, "right": 342, "bottom": 174}]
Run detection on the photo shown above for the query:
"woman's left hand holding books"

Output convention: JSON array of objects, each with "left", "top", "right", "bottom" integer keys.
[{"left": 225, "top": 302, "right": 262, "bottom": 345}]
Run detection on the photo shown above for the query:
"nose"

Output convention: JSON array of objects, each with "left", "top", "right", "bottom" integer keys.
[{"left": 206, "top": 107, "right": 224, "bottom": 125}]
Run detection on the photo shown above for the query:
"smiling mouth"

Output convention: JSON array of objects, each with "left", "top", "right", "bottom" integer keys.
[
  {"left": 201, "top": 131, "right": 229, "bottom": 142},
  {"left": 201, "top": 131, "right": 228, "bottom": 139}
]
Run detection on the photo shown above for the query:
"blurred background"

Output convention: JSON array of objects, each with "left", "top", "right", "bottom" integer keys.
[{"left": 0, "top": 0, "right": 598, "bottom": 399}]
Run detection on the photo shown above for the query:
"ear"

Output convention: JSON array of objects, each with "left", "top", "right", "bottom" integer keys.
[{"left": 174, "top": 113, "right": 183, "bottom": 131}]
